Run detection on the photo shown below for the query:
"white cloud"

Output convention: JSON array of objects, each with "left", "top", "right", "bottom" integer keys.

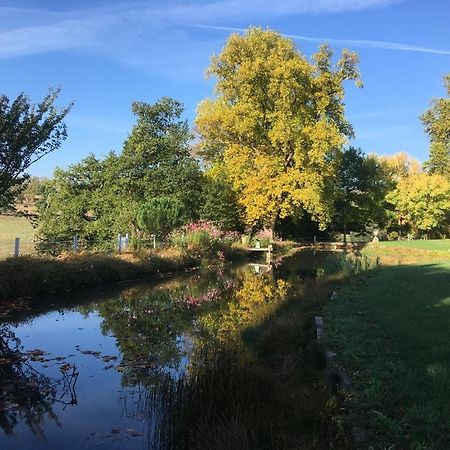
[
  {"left": 195, "top": 25, "right": 450, "bottom": 56},
  {"left": 0, "top": 0, "right": 405, "bottom": 60}
]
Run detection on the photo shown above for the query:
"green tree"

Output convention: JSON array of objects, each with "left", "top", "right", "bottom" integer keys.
[
  {"left": 0, "top": 88, "right": 72, "bottom": 210},
  {"left": 334, "top": 147, "right": 386, "bottom": 242},
  {"left": 421, "top": 74, "right": 450, "bottom": 177},
  {"left": 200, "top": 166, "right": 244, "bottom": 231},
  {"left": 38, "top": 98, "right": 205, "bottom": 246},
  {"left": 136, "top": 196, "right": 185, "bottom": 237},
  {"left": 386, "top": 172, "right": 450, "bottom": 237},
  {"left": 196, "top": 27, "right": 361, "bottom": 236}
]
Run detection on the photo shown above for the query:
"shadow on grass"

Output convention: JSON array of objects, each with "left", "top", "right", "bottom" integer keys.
[{"left": 324, "top": 262, "right": 450, "bottom": 449}]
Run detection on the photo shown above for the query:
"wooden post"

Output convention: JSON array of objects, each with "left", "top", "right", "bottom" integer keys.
[
  {"left": 117, "top": 233, "right": 122, "bottom": 253},
  {"left": 14, "top": 237, "right": 20, "bottom": 257},
  {"left": 153, "top": 234, "right": 156, "bottom": 249},
  {"left": 73, "top": 235, "right": 78, "bottom": 253}
]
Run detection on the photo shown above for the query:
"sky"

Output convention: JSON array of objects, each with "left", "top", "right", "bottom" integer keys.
[{"left": 0, "top": 0, "right": 449, "bottom": 176}]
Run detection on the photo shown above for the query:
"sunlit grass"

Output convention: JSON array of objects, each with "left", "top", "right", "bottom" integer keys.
[
  {"left": 362, "top": 241, "right": 450, "bottom": 265},
  {"left": 0, "top": 215, "right": 35, "bottom": 258}
]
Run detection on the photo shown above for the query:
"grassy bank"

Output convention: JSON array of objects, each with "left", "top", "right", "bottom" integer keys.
[
  {"left": 324, "top": 254, "right": 450, "bottom": 449},
  {"left": 0, "top": 244, "right": 252, "bottom": 303},
  {"left": 0, "top": 249, "right": 201, "bottom": 302}
]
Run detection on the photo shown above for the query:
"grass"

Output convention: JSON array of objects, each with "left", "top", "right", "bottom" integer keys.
[
  {"left": 373, "top": 239, "right": 450, "bottom": 251},
  {"left": 324, "top": 259, "right": 450, "bottom": 449},
  {"left": 0, "top": 248, "right": 199, "bottom": 303},
  {"left": 0, "top": 215, "right": 35, "bottom": 258},
  {"left": 362, "top": 240, "right": 450, "bottom": 265}
]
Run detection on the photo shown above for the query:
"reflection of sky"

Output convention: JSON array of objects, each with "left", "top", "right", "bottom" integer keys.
[
  {"left": 0, "top": 267, "right": 235, "bottom": 449},
  {"left": 4, "top": 311, "right": 148, "bottom": 449}
]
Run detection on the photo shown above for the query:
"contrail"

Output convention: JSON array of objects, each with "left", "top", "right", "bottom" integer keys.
[{"left": 195, "top": 24, "right": 450, "bottom": 56}]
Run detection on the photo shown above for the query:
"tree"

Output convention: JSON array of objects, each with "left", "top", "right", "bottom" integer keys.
[
  {"left": 386, "top": 173, "right": 450, "bottom": 237},
  {"left": 421, "top": 74, "right": 450, "bottom": 177},
  {"left": 377, "top": 152, "right": 422, "bottom": 184},
  {"left": 0, "top": 88, "right": 72, "bottom": 210},
  {"left": 334, "top": 147, "right": 386, "bottom": 242},
  {"left": 38, "top": 98, "right": 205, "bottom": 245},
  {"left": 196, "top": 27, "right": 361, "bottom": 236},
  {"left": 136, "top": 196, "right": 185, "bottom": 237},
  {"left": 200, "top": 165, "right": 244, "bottom": 231}
]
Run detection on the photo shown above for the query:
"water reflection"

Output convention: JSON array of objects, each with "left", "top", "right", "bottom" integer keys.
[
  {"left": 0, "top": 252, "right": 338, "bottom": 449},
  {"left": 0, "top": 324, "right": 62, "bottom": 438}
]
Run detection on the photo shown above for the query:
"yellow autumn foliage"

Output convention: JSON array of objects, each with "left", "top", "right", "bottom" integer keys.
[
  {"left": 196, "top": 27, "right": 361, "bottom": 230},
  {"left": 387, "top": 172, "right": 450, "bottom": 235}
]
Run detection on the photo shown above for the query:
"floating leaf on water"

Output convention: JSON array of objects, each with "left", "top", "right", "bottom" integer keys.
[
  {"left": 79, "top": 349, "right": 101, "bottom": 357},
  {"left": 60, "top": 363, "right": 72, "bottom": 372}
]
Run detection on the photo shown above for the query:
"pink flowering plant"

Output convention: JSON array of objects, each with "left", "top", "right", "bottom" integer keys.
[{"left": 170, "top": 221, "right": 241, "bottom": 258}]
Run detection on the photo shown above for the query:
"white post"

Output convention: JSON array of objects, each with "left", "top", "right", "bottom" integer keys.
[
  {"left": 14, "top": 237, "right": 20, "bottom": 257},
  {"left": 153, "top": 234, "right": 156, "bottom": 249},
  {"left": 313, "top": 235, "right": 317, "bottom": 243},
  {"left": 73, "top": 235, "right": 78, "bottom": 253},
  {"left": 117, "top": 233, "right": 122, "bottom": 252},
  {"left": 266, "top": 244, "right": 273, "bottom": 264}
]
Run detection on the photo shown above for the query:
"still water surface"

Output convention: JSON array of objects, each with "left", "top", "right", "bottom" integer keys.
[{"left": 0, "top": 252, "right": 331, "bottom": 449}]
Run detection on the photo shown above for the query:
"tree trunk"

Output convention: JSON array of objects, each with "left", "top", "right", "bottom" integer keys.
[{"left": 343, "top": 223, "right": 347, "bottom": 244}]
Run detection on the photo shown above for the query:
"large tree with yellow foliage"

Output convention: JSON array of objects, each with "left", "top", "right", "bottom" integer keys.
[{"left": 196, "top": 27, "right": 361, "bottom": 235}]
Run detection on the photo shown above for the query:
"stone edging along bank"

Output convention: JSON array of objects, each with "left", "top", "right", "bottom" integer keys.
[{"left": 315, "top": 290, "right": 368, "bottom": 449}]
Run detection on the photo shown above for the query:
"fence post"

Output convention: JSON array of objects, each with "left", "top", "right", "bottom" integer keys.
[
  {"left": 117, "top": 233, "right": 122, "bottom": 253},
  {"left": 14, "top": 237, "right": 20, "bottom": 257},
  {"left": 73, "top": 235, "right": 78, "bottom": 253},
  {"left": 313, "top": 235, "right": 317, "bottom": 244},
  {"left": 153, "top": 234, "right": 156, "bottom": 249}
]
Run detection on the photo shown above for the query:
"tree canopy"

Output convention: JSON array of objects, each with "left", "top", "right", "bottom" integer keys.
[
  {"left": 334, "top": 147, "right": 387, "bottom": 241},
  {"left": 196, "top": 27, "right": 361, "bottom": 233},
  {"left": 421, "top": 74, "right": 450, "bottom": 177},
  {"left": 387, "top": 172, "right": 450, "bottom": 237},
  {"left": 0, "top": 88, "right": 72, "bottom": 210},
  {"left": 38, "top": 98, "right": 204, "bottom": 244}
]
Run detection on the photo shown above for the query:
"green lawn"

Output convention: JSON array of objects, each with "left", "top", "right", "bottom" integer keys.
[
  {"left": 375, "top": 239, "right": 450, "bottom": 252},
  {"left": 324, "top": 261, "right": 450, "bottom": 449},
  {"left": 0, "top": 215, "right": 35, "bottom": 258}
]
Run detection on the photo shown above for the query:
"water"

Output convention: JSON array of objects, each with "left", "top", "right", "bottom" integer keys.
[{"left": 0, "top": 251, "right": 337, "bottom": 449}]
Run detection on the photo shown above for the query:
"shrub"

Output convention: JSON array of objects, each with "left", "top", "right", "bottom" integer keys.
[{"left": 170, "top": 221, "right": 241, "bottom": 258}]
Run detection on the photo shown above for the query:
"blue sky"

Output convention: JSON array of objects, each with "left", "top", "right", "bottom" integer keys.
[{"left": 1, "top": 0, "right": 449, "bottom": 176}]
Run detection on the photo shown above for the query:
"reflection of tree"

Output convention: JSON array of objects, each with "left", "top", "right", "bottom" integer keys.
[
  {"left": 0, "top": 325, "right": 60, "bottom": 438},
  {"left": 197, "top": 271, "right": 289, "bottom": 344},
  {"left": 94, "top": 270, "right": 238, "bottom": 388}
]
